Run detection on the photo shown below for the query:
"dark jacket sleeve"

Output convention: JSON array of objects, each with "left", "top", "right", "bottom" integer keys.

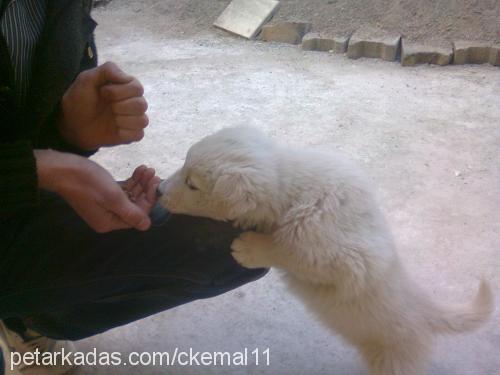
[
  {"left": 0, "top": 9, "right": 98, "bottom": 217},
  {"left": 36, "top": 30, "right": 99, "bottom": 157},
  {"left": 0, "top": 85, "right": 40, "bottom": 217},
  {"left": 0, "top": 106, "right": 96, "bottom": 218},
  {"left": 0, "top": 113, "right": 96, "bottom": 218},
  {"left": 0, "top": 140, "right": 39, "bottom": 217}
]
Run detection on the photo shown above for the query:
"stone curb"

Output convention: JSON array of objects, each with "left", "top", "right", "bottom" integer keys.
[
  {"left": 346, "top": 27, "right": 401, "bottom": 61},
  {"left": 213, "top": 4, "right": 499, "bottom": 68},
  {"left": 259, "top": 21, "right": 312, "bottom": 44},
  {"left": 453, "top": 40, "right": 497, "bottom": 65},
  {"left": 301, "top": 32, "right": 350, "bottom": 53},
  {"left": 401, "top": 40, "right": 453, "bottom": 66},
  {"left": 489, "top": 45, "right": 500, "bottom": 66}
]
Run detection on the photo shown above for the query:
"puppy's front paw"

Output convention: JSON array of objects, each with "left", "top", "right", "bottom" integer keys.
[{"left": 231, "top": 231, "right": 273, "bottom": 269}]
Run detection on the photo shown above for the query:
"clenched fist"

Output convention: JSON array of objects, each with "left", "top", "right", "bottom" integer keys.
[{"left": 59, "top": 61, "right": 149, "bottom": 150}]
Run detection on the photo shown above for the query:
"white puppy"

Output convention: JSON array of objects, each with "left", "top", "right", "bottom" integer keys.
[{"left": 158, "top": 127, "right": 493, "bottom": 375}]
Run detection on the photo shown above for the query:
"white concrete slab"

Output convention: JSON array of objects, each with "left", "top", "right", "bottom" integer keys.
[
  {"left": 213, "top": 0, "right": 280, "bottom": 39},
  {"left": 72, "top": 3, "right": 500, "bottom": 375}
]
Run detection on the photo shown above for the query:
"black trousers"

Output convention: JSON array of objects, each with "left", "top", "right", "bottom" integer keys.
[{"left": 0, "top": 192, "right": 266, "bottom": 340}]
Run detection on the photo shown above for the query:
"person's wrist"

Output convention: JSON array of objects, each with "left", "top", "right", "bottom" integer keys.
[
  {"left": 34, "top": 149, "right": 82, "bottom": 193},
  {"left": 58, "top": 96, "right": 84, "bottom": 149}
]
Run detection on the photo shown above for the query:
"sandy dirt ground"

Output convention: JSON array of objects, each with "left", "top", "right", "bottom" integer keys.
[
  {"left": 94, "top": 0, "right": 499, "bottom": 42},
  {"left": 274, "top": 0, "right": 500, "bottom": 42},
  {"left": 74, "top": 2, "right": 499, "bottom": 374}
]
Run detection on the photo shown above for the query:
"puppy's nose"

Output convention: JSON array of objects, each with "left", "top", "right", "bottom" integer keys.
[{"left": 156, "top": 182, "right": 164, "bottom": 198}]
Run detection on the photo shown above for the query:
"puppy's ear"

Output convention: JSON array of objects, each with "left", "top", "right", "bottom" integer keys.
[{"left": 213, "top": 168, "right": 257, "bottom": 219}]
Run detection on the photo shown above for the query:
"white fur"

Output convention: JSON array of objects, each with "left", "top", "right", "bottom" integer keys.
[{"left": 158, "top": 127, "right": 494, "bottom": 375}]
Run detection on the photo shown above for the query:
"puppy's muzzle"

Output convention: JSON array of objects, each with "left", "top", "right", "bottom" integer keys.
[{"left": 156, "top": 185, "right": 163, "bottom": 199}]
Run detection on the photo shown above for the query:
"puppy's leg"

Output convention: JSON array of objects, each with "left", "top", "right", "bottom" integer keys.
[
  {"left": 358, "top": 341, "right": 429, "bottom": 375},
  {"left": 231, "top": 230, "right": 370, "bottom": 291},
  {"left": 231, "top": 231, "right": 280, "bottom": 269},
  {"left": 231, "top": 231, "right": 342, "bottom": 283}
]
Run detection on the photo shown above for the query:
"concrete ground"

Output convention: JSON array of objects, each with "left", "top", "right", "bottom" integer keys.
[{"left": 75, "top": 3, "right": 499, "bottom": 375}]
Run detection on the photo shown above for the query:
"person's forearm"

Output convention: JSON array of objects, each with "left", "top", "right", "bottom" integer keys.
[
  {"left": 34, "top": 149, "right": 65, "bottom": 192},
  {"left": 4, "top": 145, "right": 155, "bottom": 233},
  {"left": 34, "top": 149, "right": 153, "bottom": 232},
  {"left": 0, "top": 144, "right": 84, "bottom": 217},
  {"left": 36, "top": 104, "right": 98, "bottom": 157},
  {"left": 34, "top": 149, "right": 86, "bottom": 193}
]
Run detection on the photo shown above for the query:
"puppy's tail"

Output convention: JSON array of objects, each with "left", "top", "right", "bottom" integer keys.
[{"left": 428, "top": 279, "right": 494, "bottom": 335}]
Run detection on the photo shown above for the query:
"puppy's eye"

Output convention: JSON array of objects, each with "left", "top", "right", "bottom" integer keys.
[{"left": 185, "top": 177, "right": 199, "bottom": 191}]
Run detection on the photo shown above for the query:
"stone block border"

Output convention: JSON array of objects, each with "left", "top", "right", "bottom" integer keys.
[
  {"left": 214, "top": 6, "right": 499, "bottom": 68},
  {"left": 401, "top": 40, "right": 453, "bottom": 66},
  {"left": 301, "top": 32, "right": 349, "bottom": 53},
  {"left": 259, "top": 21, "right": 312, "bottom": 44},
  {"left": 346, "top": 27, "right": 401, "bottom": 61},
  {"left": 254, "top": 22, "right": 499, "bottom": 67},
  {"left": 453, "top": 41, "right": 499, "bottom": 66},
  {"left": 489, "top": 45, "right": 500, "bottom": 66}
]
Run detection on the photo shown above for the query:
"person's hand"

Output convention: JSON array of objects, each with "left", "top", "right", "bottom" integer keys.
[
  {"left": 35, "top": 149, "right": 160, "bottom": 233},
  {"left": 59, "top": 62, "right": 149, "bottom": 150},
  {"left": 120, "top": 165, "right": 161, "bottom": 215}
]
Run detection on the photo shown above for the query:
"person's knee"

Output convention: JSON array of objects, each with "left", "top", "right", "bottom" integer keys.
[
  {"left": 197, "top": 266, "right": 269, "bottom": 299},
  {"left": 166, "top": 214, "right": 242, "bottom": 245}
]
